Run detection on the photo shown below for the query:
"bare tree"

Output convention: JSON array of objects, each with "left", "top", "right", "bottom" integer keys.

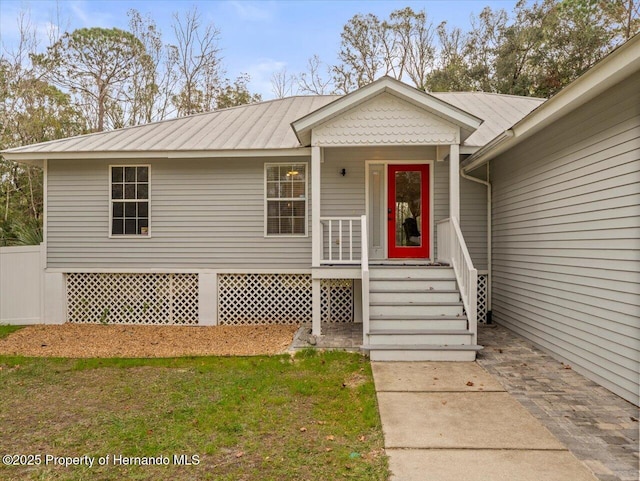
[
  {"left": 271, "top": 67, "right": 297, "bottom": 98},
  {"left": 333, "top": 13, "right": 388, "bottom": 91},
  {"left": 388, "top": 8, "right": 436, "bottom": 89},
  {"left": 170, "top": 6, "right": 222, "bottom": 116},
  {"left": 299, "top": 55, "right": 333, "bottom": 95},
  {"left": 126, "top": 9, "right": 180, "bottom": 123}
]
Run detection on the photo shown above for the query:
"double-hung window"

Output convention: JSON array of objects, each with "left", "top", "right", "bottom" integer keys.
[
  {"left": 265, "top": 163, "right": 307, "bottom": 236},
  {"left": 110, "top": 165, "right": 150, "bottom": 236}
]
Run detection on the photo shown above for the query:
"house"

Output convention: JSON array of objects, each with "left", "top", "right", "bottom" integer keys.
[{"left": 1, "top": 35, "right": 638, "bottom": 404}]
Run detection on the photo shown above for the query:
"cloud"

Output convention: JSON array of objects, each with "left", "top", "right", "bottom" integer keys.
[
  {"left": 68, "top": 0, "right": 115, "bottom": 28},
  {"left": 244, "top": 58, "right": 289, "bottom": 99},
  {"left": 69, "top": 1, "right": 92, "bottom": 25},
  {"left": 228, "top": 1, "right": 275, "bottom": 22}
]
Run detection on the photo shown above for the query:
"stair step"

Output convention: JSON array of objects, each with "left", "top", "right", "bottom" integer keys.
[
  {"left": 363, "top": 344, "right": 483, "bottom": 361},
  {"left": 368, "top": 267, "right": 455, "bottom": 280},
  {"left": 369, "top": 265, "right": 450, "bottom": 268},
  {"left": 370, "top": 289, "right": 460, "bottom": 294},
  {"left": 368, "top": 329, "right": 473, "bottom": 345},
  {"left": 370, "top": 318, "right": 468, "bottom": 330},
  {"left": 370, "top": 279, "right": 458, "bottom": 291},
  {"left": 363, "top": 344, "right": 483, "bottom": 351},
  {"left": 369, "top": 303, "right": 462, "bottom": 317},
  {"left": 370, "top": 301, "right": 463, "bottom": 306},
  {"left": 370, "top": 314, "right": 467, "bottom": 320},
  {"left": 369, "top": 329, "right": 471, "bottom": 335},
  {"left": 370, "top": 290, "right": 461, "bottom": 303}
]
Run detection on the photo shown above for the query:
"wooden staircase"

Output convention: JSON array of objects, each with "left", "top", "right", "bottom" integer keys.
[{"left": 362, "top": 265, "right": 482, "bottom": 361}]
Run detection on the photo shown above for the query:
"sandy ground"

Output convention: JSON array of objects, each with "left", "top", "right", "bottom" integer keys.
[{"left": 0, "top": 323, "right": 299, "bottom": 358}]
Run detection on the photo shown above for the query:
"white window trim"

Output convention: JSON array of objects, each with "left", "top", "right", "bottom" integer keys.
[
  {"left": 264, "top": 162, "right": 309, "bottom": 237},
  {"left": 108, "top": 164, "right": 152, "bottom": 239}
]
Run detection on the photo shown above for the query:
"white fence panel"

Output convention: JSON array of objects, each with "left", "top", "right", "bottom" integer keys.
[{"left": 0, "top": 245, "right": 43, "bottom": 324}]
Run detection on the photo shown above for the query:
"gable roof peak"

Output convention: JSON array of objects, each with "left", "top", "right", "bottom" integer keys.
[{"left": 291, "top": 77, "right": 483, "bottom": 146}]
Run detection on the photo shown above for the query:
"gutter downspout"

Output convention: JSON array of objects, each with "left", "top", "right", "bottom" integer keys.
[{"left": 460, "top": 162, "right": 492, "bottom": 323}]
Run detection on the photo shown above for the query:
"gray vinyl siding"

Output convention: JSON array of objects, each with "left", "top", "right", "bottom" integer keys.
[
  {"left": 47, "top": 157, "right": 313, "bottom": 269},
  {"left": 490, "top": 72, "right": 640, "bottom": 405},
  {"left": 47, "top": 146, "right": 488, "bottom": 271}
]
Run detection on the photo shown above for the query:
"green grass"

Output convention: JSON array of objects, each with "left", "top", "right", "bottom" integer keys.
[
  {"left": 0, "top": 351, "right": 388, "bottom": 480},
  {"left": 0, "top": 325, "right": 26, "bottom": 339}
]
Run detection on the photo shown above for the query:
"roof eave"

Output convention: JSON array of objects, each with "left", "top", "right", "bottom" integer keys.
[
  {"left": 1, "top": 147, "right": 312, "bottom": 163},
  {"left": 462, "top": 34, "right": 640, "bottom": 172}
]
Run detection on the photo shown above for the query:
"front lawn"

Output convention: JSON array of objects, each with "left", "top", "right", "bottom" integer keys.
[{"left": 0, "top": 350, "right": 388, "bottom": 480}]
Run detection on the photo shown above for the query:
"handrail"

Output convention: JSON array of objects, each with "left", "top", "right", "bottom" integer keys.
[
  {"left": 360, "top": 214, "right": 369, "bottom": 346},
  {"left": 438, "top": 217, "right": 478, "bottom": 345},
  {"left": 319, "top": 217, "right": 361, "bottom": 265}
]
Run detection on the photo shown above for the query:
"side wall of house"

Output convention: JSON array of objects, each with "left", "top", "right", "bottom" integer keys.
[
  {"left": 47, "top": 156, "right": 313, "bottom": 269},
  {"left": 490, "top": 72, "right": 640, "bottom": 405}
]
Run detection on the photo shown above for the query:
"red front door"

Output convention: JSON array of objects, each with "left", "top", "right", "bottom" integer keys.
[{"left": 387, "top": 164, "right": 430, "bottom": 258}]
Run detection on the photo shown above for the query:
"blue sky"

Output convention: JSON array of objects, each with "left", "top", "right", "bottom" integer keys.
[{"left": 0, "top": 1, "right": 519, "bottom": 98}]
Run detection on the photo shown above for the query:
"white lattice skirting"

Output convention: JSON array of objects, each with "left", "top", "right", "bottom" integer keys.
[
  {"left": 66, "top": 273, "right": 199, "bottom": 325},
  {"left": 217, "top": 274, "right": 354, "bottom": 325},
  {"left": 478, "top": 274, "right": 488, "bottom": 323}
]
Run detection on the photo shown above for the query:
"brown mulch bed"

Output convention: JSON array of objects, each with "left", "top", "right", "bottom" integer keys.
[{"left": 0, "top": 323, "right": 300, "bottom": 358}]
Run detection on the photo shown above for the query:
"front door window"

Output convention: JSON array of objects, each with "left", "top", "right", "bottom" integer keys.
[{"left": 387, "top": 164, "right": 430, "bottom": 258}]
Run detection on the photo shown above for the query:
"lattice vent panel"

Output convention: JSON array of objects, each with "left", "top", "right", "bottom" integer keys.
[
  {"left": 477, "top": 274, "right": 488, "bottom": 323},
  {"left": 217, "top": 274, "right": 354, "bottom": 325},
  {"left": 321, "top": 279, "right": 354, "bottom": 323},
  {"left": 66, "top": 273, "right": 198, "bottom": 325},
  {"left": 218, "top": 274, "right": 311, "bottom": 325}
]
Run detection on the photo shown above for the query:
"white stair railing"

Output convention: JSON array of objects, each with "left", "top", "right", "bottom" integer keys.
[
  {"left": 437, "top": 217, "right": 478, "bottom": 344},
  {"left": 360, "top": 215, "right": 369, "bottom": 346}
]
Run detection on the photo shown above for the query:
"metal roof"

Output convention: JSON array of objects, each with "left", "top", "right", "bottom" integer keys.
[
  {"left": 2, "top": 91, "right": 544, "bottom": 157},
  {"left": 434, "top": 92, "right": 545, "bottom": 147}
]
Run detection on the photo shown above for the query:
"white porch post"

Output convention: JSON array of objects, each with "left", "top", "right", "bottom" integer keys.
[
  {"left": 311, "top": 145, "right": 322, "bottom": 336},
  {"left": 312, "top": 278, "right": 321, "bottom": 336},
  {"left": 311, "top": 146, "right": 321, "bottom": 267},
  {"left": 449, "top": 143, "right": 460, "bottom": 221}
]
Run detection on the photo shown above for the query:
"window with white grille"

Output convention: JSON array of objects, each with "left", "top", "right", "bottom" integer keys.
[
  {"left": 265, "top": 163, "right": 307, "bottom": 236},
  {"left": 110, "top": 165, "right": 150, "bottom": 236}
]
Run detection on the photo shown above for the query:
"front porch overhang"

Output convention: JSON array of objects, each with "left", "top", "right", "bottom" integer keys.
[{"left": 311, "top": 144, "right": 462, "bottom": 269}]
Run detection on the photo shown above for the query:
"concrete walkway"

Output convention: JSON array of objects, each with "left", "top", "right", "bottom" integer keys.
[{"left": 372, "top": 362, "right": 600, "bottom": 481}]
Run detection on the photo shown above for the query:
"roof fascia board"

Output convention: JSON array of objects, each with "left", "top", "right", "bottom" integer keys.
[
  {"left": 2, "top": 148, "right": 311, "bottom": 163},
  {"left": 463, "top": 34, "right": 640, "bottom": 172},
  {"left": 0, "top": 157, "right": 44, "bottom": 167},
  {"left": 460, "top": 145, "right": 480, "bottom": 155},
  {"left": 292, "top": 77, "right": 482, "bottom": 146}
]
